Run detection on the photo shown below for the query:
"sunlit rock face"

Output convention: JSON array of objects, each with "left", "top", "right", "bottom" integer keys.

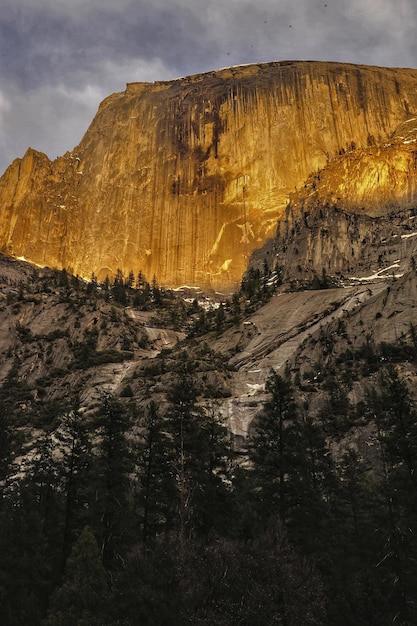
[
  {"left": 257, "top": 118, "right": 417, "bottom": 283},
  {"left": 288, "top": 117, "right": 417, "bottom": 218},
  {"left": 2, "top": 61, "right": 417, "bottom": 290}
]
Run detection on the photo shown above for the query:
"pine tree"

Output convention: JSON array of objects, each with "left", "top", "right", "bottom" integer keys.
[
  {"left": 136, "top": 271, "right": 146, "bottom": 290},
  {"left": 126, "top": 270, "right": 135, "bottom": 289},
  {"left": 190, "top": 400, "right": 235, "bottom": 537},
  {"left": 54, "top": 401, "right": 94, "bottom": 572},
  {"left": 165, "top": 354, "right": 234, "bottom": 542},
  {"left": 136, "top": 401, "right": 176, "bottom": 544},
  {"left": 43, "top": 526, "right": 109, "bottom": 626},
  {"left": 0, "top": 402, "right": 14, "bottom": 501},
  {"left": 247, "top": 369, "right": 340, "bottom": 555},
  {"left": 365, "top": 365, "right": 417, "bottom": 624},
  {"left": 0, "top": 485, "right": 50, "bottom": 625},
  {"left": 92, "top": 392, "right": 133, "bottom": 566},
  {"left": 0, "top": 434, "right": 65, "bottom": 624},
  {"left": 112, "top": 269, "right": 127, "bottom": 305},
  {"left": 24, "top": 432, "right": 63, "bottom": 544},
  {"left": 151, "top": 274, "right": 162, "bottom": 305},
  {"left": 248, "top": 370, "right": 300, "bottom": 525},
  {"left": 165, "top": 355, "right": 204, "bottom": 545},
  {"left": 289, "top": 414, "right": 336, "bottom": 552}
]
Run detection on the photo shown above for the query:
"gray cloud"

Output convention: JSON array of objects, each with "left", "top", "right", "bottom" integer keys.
[{"left": 1, "top": 0, "right": 417, "bottom": 174}]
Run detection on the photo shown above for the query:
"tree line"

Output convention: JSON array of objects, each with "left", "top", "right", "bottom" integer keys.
[{"left": 1, "top": 355, "right": 417, "bottom": 624}]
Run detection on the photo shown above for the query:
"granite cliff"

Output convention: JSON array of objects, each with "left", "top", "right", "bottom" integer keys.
[
  {"left": 253, "top": 117, "right": 417, "bottom": 286},
  {"left": 2, "top": 61, "right": 417, "bottom": 290}
]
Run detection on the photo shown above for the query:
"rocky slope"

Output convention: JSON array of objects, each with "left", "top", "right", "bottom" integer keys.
[
  {"left": 2, "top": 250, "right": 416, "bottom": 452},
  {"left": 2, "top": 61, "right": 417, "bottom": 290}
]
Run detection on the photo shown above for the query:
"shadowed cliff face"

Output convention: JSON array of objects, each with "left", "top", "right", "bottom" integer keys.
[{"left": 2, "top": 60, "right": 417, "bottom": 290}]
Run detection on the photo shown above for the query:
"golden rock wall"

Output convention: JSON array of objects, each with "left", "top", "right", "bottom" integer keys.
[{"left": 2, "top": 61, "right": 417, "bottom": 290}]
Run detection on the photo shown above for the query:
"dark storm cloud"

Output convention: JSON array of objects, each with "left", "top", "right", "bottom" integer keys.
[
  {"left": 0, "top": 1, "right": 210, "bottom": 88},
  {"left": 0, "top": 0, "right": 417, "bottom": 174}
]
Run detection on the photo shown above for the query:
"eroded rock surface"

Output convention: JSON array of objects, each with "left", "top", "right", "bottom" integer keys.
[{"left": 2, "top": 61, "right": 417, "bottom": 290}]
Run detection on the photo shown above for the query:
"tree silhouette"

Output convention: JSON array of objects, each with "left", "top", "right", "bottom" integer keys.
[{"left": 136, "top": 401, "right": 176, "bottom": 544}]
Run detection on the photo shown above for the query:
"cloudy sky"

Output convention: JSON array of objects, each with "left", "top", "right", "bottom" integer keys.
[{"left": 0, "top": 0, "right": 416, "bottom": 174}]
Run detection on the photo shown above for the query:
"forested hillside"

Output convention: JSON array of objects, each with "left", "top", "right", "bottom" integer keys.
[{"left": 0, "top": 256, "right": 416, "bottom": 624}]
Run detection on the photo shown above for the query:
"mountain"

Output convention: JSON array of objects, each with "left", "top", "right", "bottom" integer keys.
[
  {"left": 3, "top": 61, "right": 417, "bottom": 624},
  {"left": 2, "top": 61, "right": 417, "bottom": 290},
  {"left": 1, "top": 248, "right": 415, "bottom": 446},
  {"left": 1, "top": 214, "right": 417, "bottom": 624}
]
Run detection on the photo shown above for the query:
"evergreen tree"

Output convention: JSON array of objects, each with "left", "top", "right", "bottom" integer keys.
[
  {"left": 92, "top": 392, "right": 133, "bottom": 566},
  {"left": 188, "top": 399, "right": 235, "bottom": 537},
  {"left": 215, "top": 302, "right": 226, "bottom": 330},
  {"left": 86, "top": 272, "right": 98, "bottom": 297},
  {"left": 240, "top": 266, "right": 262, "bottom": 300},
  {"left": 165, "top": 354, "right": 234, "bottom": 542},
  {"left": 289, "top": 414, "right": 336, "bottom": 553},
  {"left": 327, "top": 448, "right": 390, "bottom": 625},
  {"left": 112, "top": 269, "right": 127, "bottom": 305},
  {"left": 366, "top": 365, "right": 417, "bottom": 624},
  {"left": 102, "top": 275, "right": 111, "bottom": 300},
  {"left": 24, "top": 432, "right": 63, "bottom": 548},
  {"left": 151, "top": 274, "right": 162, "bottom": 305},
  {"left": 376, "top": 365, "right": 417, "bottom": 496},
  {"left": 136, "top": 401, "right": 176, "bottom": 544},
  {"left": 54, "top": 401, "right": 94, "bottom": 572},
  {"left": 43, "top": 526, "right": 109, "bottom": 626},
  {"left": 165, "top": 355, "right": 204, "bottom": 545},
  {"left": 248, "top": 370, "right": 300, "bottom": 525},
  {"left": 0, "top": 486, "right": 50, "bottom": 625},
  {"left": 125, "top": 270, "right": 135, "bottom": 290},
  {"left": 248, "top": 370, "right": 339, "bottom": 553},
  {"left": 0, "top": 402, "right": 14, "bottom": 501},
  {"left": 0, "top": 434, "right": 65, "bottom": 625},
  {"left": 136, "top": 271, "right": 146, "bottom": 290}
]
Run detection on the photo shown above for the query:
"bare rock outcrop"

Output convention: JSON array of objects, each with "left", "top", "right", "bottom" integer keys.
[{"left": 2, "top": 61, "right": 417, "bottom": 290}]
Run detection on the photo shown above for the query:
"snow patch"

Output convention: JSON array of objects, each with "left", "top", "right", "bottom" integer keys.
[
  {"left": 401, "top": 231, "right": 417, "bottom": 239},
  {"left": 173, "top": 285, "right": 201, "bottom": 292},
  {"left": 246, "top": 383, "right": 265, "bottom": 395},
  {"left": 351, "top": 261, "right": 403, "bottom": 282},
  {"left": 15, "top": 256, "right": 44, "bottom": 269}
]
